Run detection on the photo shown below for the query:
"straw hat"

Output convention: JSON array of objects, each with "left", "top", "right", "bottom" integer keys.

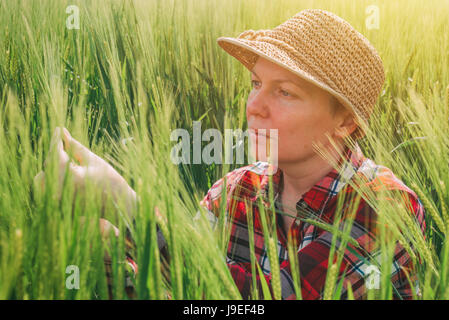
[{"left": 217, "top": 9, "right": 385, "bottom": 139}]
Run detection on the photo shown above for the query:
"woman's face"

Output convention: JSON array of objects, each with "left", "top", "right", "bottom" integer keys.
[{"left": 246, "top": 57, "right": 349, "bottom": 166}]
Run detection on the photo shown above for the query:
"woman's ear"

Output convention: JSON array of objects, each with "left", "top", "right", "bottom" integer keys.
[{"left": 334, "top": 110, "right": 358, "bottom": 138}]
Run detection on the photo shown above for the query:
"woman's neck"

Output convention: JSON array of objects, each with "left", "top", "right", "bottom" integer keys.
[{"left": 279, "top": 142, "right": 344, "bottom": 205}]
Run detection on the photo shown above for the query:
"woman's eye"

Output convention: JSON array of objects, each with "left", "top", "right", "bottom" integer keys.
[
  {"left": 280, "top": 89, "right": 291, "bottom": 97},
  {"left": 251, "top": 80, "right": 261, "bottom": 88}
]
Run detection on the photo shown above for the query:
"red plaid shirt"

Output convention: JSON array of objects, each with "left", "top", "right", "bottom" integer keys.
[{"left": 200, "top": 143, "right": 426, "bottom": 300}]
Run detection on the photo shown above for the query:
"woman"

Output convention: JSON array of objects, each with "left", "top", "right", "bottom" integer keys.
[{"left": 36, "top": 9, "right": 425, "bottom": 299}]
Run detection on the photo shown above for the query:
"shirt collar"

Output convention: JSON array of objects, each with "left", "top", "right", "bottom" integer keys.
[{"left": 257, "top": 142, "right": 366, "bottom": 214}]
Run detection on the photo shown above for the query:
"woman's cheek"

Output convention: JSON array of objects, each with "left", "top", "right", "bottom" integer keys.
[{"left": 278, "top": 129, "right": 299, "bottom": 154}]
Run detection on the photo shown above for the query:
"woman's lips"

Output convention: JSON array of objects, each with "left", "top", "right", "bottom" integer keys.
[{"left": 249, "top": 128, "right": 271, "bottom": 139}]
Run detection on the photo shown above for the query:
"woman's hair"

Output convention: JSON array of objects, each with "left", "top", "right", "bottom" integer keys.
[{"left": 329, "top": 95, "right": 346, "bottom": 117}]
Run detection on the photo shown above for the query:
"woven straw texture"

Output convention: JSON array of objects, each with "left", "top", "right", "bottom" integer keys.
[{"left": 217, "top": 9, "right": 385, "bottom": 139}]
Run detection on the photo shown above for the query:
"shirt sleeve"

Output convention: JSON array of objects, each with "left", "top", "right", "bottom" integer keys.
[
  {"left": 114, "top": 219, "right": 168, "bottom": 299},
  {"left": 103, "top": 225, "right": 139, "bottom": 299}
]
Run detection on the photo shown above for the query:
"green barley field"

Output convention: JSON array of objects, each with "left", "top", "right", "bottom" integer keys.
[{"left": 0, "top": 0, "right": 448, "bottom": 300}]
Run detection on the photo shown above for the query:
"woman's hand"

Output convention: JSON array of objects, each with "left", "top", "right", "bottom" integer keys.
[{"left": 34, "top": 127, "right": 137, "bottom": 218}]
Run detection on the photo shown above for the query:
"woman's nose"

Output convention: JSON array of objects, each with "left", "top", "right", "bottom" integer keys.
[{"left": 246, "top": 89, "right": 269, "bottom": 118}]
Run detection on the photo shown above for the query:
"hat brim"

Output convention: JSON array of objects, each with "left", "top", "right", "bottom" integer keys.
[{"left": 217, "top": 36, "right": 366, "bottom": 139}]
